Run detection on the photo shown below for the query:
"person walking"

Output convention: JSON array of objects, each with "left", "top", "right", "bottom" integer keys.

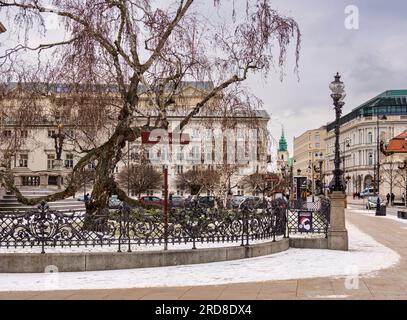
[
  {"left": 386, "top": 193, "right": 391, "bottom": 205},
  {"left": 391, "top": 193, "right": 395, "bottom": 206}
]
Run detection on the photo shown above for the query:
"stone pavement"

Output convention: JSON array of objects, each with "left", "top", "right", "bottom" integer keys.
[{"left": 1, "top": 209, "right": 407, "bottom": 300}]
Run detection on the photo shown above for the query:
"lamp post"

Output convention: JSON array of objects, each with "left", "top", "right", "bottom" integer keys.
[
  {"left": 314, "top": 152, "right": 324, "bottom": 196},
  {"left": 327, "top": 72, "right": 349, "bottom": 251},
  {"left": 374, "top": 114, "right": 387, "bottom": 196},
  {"left": 342, "top": 138, "right": 351, "bottom": 183},
  {"left": 51, "top": 124, "right": 65, "bottom": 189},
  {"left": 329, "top": 73, "right": 346, "bottom": 192},
  {"left": 307, "top": 159, "right": 315, "bottom": 202}
]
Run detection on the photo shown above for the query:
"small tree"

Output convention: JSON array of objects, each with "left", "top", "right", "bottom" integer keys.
[
  {"left": 241, "top": 172, "right": 285, "bottom": 199},
  {"left": 176, "top": 169, "right": 219, "bottom": 196},
  {"left": 117, "top": 164, "right": 162, "bottom": 199},
  {"left": 381, "top": 156, "right": 400, "bottom": 198}
]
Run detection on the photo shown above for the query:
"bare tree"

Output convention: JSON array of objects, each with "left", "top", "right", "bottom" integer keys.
[
  {"left": 117, "top": 164, "right": 162, "bottom": 199},
  {"left": 176, "top": 169, "right": 219, "bottom": 195},
  {"left": 241, "top": 172, "right": 285, "bottom": 199},
  {"left": 0, "top": 0, "right": 301, "bottom": 214},
  {"left": 381, "top": 156, "right": 400, "bottom": 198}
]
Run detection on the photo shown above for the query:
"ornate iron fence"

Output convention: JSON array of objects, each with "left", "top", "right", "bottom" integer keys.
[
  {"left": 287, "top": 197, "right": 331, "bottom": 237},
  {"left": 0, "top": 201, "right": 288, "bottom": 253}
]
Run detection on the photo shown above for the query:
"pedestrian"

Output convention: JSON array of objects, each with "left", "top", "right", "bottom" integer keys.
[
  {"left": 386, "top": 193, "right": 391, "bottom": 205},
  {"left": 402, "top": 192, "right": 406, "bottom": 205},
  {"left": 391, "top": 193, "right": 395, "bottom": 206}
]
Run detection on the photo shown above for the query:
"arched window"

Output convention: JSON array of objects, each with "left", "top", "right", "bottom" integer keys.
[
  {"left": 368, "top": 152, "right": 373, "bottom": 165},
  {"left": 367, "top": 132, "right": 373, "bottom": 144}
]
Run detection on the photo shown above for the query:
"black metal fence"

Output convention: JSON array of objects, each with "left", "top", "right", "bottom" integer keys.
[
  {"left": 287, "top": 197, "right": 331, "bottom": 237},
  {"left": 0, "top": 201, "right": 289, "bottom": 253}
]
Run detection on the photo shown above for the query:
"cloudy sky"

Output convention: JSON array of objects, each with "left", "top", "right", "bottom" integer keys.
[
  {"left": 245, "top": 0, "right": 407, "bottom": 155},
  {"left": 1, "top": 0, "right": 406, "bottom": 156}
]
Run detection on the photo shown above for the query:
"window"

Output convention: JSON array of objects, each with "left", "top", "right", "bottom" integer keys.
[
  {"left": 20, "top": 130, "right": 28, "bottom": 138},
  {"left": 2, "top": 130, "right": 11, "bottom": 138},
  {"left": 367, "top": 132, "right": 373, "bottom": 144},
  {"left": 47, "top": 154, "right": 55, "bottom": 169},
  {"left": 48, "top": 130, "right": 56, "bottom": 138},
  {"left": 368, "top": 153, "right": 373, "bottom": 166},
  {"left": 19, "top": 154, "right": 28, "bottom": 167},
  {"left": 65, "top": 154, "right": 74, "bottom": 168},
  {"left": 176, "top": 165, "right": 183, "bottom": 174},
  {"left": 237, "top": 185, "right": 244, "bottom": 196},
  {"left": 315, "top": 134, "right": 320, "bottom": 142},
  {"left": 176, "top": 147, "right": 184, "bottom": 161},
  {"left": 315, "top": 143, "right": 320, "bottom": 149},
  {"left": 192, "top": 128, "right": 200, "bottom": 138}
]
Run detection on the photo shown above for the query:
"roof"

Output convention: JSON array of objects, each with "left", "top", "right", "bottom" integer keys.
[
  {"left": 327, "top": 90, "right": 407, "bottom": 131},
  {"left": 383, "top": 130, "right": 407, "bottom": 154},
  {"left": 5, "top": 81, "right": 215, "bottom": 94}
]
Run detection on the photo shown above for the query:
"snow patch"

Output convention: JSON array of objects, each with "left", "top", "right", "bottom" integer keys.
[{"left": 0, "top": 222, "right": 399, "bottom": 292}]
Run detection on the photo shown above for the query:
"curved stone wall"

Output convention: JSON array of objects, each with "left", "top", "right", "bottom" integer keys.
[{"left": 0, "top": 239, "right": 289, "bottom": 273}]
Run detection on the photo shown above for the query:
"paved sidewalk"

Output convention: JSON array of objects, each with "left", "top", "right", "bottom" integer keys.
[{"left": 1, "top": 210, "right": 407, "bottom": 300}]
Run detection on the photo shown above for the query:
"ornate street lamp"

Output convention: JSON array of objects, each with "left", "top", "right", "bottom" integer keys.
[
  {"left": 51, "top": 123, "right": 65, "bottom": 189},
  {"left": 375, "top": 114, "right": 387, "bottom": 196},
  {"left": 329, "top": 73, "right": 346, "bottom": 192}
]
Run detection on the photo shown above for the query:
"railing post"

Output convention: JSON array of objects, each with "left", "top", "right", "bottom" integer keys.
[
  {"left": 245, "top": 209, "right": 249, "bottom": 246},
  {"left": 118, "top": 208, "right": 122, "bottom": 253},
  {"left": 127, "top": 209, "right": 131, "bottom": 253},
  {"left": 163, "top": 167, "right": 169, "bottom": 251},
  {"left": 39, "top": 201, "right": 46, "bottom": 254},
  {"left": 284, "top": 207, "right": 289, "bottom": 239}
]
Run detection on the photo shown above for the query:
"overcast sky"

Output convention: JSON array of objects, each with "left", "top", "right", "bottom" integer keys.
[
  {"left": 245, "top": 0, "right": 407, "bottom": 155},
  {"left": 1, "top": 0, "right": 406, "bottom": 156}
]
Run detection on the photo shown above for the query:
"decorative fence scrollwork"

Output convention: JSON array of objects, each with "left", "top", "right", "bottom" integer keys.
[
  {"left": 287, "top": 197, "right": 331, "bottom": 237},
  {"left": 0, "top": 201, "right": 288, "bottom": 253}
]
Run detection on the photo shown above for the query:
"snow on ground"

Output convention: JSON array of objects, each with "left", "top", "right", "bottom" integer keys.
[
  {"left": 0, "top": 238, "right": 282, "bottom": 254},
  {"left": 0, "top": 222, "right": 399, "bottom": 292}
]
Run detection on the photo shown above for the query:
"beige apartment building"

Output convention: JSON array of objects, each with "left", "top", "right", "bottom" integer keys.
[
  {"left": 293, "top": 126, "right": 327, "bottom": 190},
  {"left": 325, "top": 90, "right": 407, "bottom": 197},
  {"left": 0, "top": 82, "right": 271, "bottom": 198}
]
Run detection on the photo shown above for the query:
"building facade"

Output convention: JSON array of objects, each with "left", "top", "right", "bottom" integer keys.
[
  {"left": 0, "top": 82, "right": 271, "bottom": 198},
  {"left": 325, "top": 90, "right": 407, "bottom": 197},
  {"left": 293, "top": 126, "right": 327, "bottom": 189}
]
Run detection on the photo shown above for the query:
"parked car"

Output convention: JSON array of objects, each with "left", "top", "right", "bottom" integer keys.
[
  {"left": 366, "top": 196, "right": 385, "bottom": 210},
  {"left": 139, "top": 196, "right": 163, "bottom": 207},
  {"left": 108, "top": 195, "right": 122, "bottom": 209},
  {"left": 231, "top": 195, "right": 247, "bottom": 208},
  {"left": 360, "top": 187, "right": 375, "bottom": 198},
  {"left": 198, "top": 196, "right": 216, "bottom": 208},
  {"left": 239, "top": 196, "right": 262, "bottom": 209},
  {"left": 170, "top": 195, "right": 185, "bottom": 208}
]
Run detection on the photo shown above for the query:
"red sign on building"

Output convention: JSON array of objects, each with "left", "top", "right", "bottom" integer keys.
[{"left": 141, "top": 131, "right": 190, "bottom": 145}]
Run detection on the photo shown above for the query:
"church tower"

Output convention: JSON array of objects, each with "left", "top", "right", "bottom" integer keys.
[{"left": 277, "top": 127, "right": 289, "bottom": 173}]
